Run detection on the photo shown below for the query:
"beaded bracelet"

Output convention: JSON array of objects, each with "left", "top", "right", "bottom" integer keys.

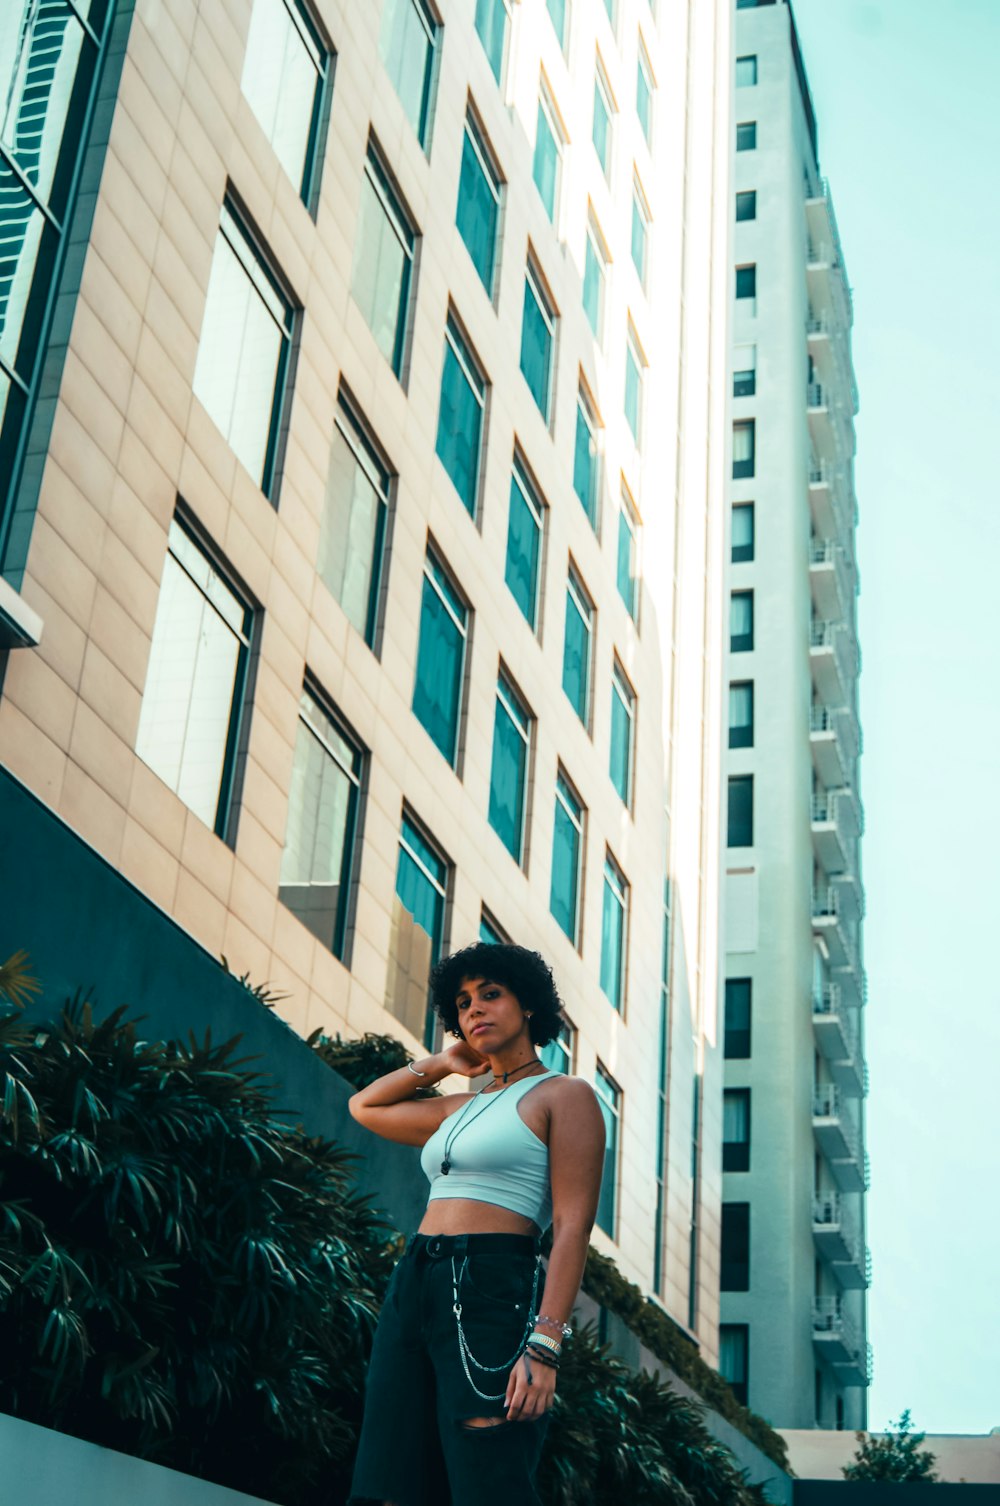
[{"left": 535, "top": 1314, "right": 573, "bottom": 1337}]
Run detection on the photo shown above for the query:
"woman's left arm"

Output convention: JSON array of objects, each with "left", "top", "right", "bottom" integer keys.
[{"left": 504, "top": 1079, "right": 605, "bottom": 1421}]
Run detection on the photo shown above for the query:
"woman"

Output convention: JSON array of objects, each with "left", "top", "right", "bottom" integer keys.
[{"left": 347, "top": 942, "right": 605, "bottom": 1506}]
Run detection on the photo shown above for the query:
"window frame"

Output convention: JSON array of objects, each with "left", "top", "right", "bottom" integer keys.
[
  {"left": 240, "top": 0, "right": 334, "bottom": 213},
  {"left": 533, "top": 80, "right": 564, "bottom": 225},
  {"left": 600, "top": 850, "right": 629, "bottom": 1011},
  {"left": 724, "top": 977, "right": 752, "bottom": 1059},
  {"left": 353, "top": 141, "right": 418, "bottom": 380},
  {"left": 731, "top": 503, "right": 755, "bottom": 564},
  {"left": 395, "top": 808, "right": 451, "bottom": 1047},
  {"left": 636, "top": 37, "right": 654, "bottom": 147},
  {"left": 736, "top": 120, "right": 757, "bottom": 152},
  {"left": 412, "top": 543, "right": 470, "bottom": 768},
  {"left": 505, "top": 452, "right": 545, "bottom": 631},
  {"left": 610, "top": 657, "right": 636, "bottom": 806},
  {"left": 436, "top": 309, "right": 489, "bottom": 517},
  {"left": 732, "top": 418, "right": 756, "bottom": 479},
  {"left": 721, "top": 1201, "right": 750, "bottom": 1291},
  {"left": 540, "top": 1018, "right": 575, "bottom": 1074},
  {"left": 474, "top": 0, "right": 512, "bottom": 84},
  {"left": 730, "top": 589, "right": 754, "bottom": 652},
  {"left": 573, "top": 379, "right": 602, "bottom": 529},
  {"left": 551, "top": 768, "right": 585, "bottom": 946},
  {"left": 595, "top": 1062, "right": 621, "bottom": 1237},
  {"left": 488, "top": 665, "right": 533, "bottom": 865},
  {"left": 583, "top": 208, "right": 609, "bottom": 342},
  {"left": 456, "top": 102, "right": 504, "bottom": 298},
  {"left": 379, "top": 0, "right": 439, "bottom": 150},
  {"left": 630, "top": 173, "right": 651, "bottom": 287},
  {"left": 520, "top": 252, "right": 558, "bottom": 425},
  {"left": 728, "top": 680, "right": 754, "bottom": 750},
  {"left": 319, "top": 388, "right": 393, "bottom": 649},
  {"left": 720, "top": 1325, "right": 749, "bottom": 1407},
  {"left": 624, "top": 321, "right": 645, "bottom": 448},
  {"left": 722, "top": 1088, "right": 751, "bottom": 1172},
  {"left": 735, "top": 263, "right": 757, "bottom": 304},
  {"left": 735, "top": 54, "right": 758, "bottom": 87},
  {"left": 727, "top": 774, "right": 754, "bottom": 849},
  {"left": 617, "top": 482, "right": 640, "bottom": 619},
  {"left": 735, "top": 189, "right": 757, "bottom": 223},
  {"left": 592, "top": 55, "right": 614, "bottom": 181},
  {"left": 563, "top": 563, "right": 594, "bottom": 727}
]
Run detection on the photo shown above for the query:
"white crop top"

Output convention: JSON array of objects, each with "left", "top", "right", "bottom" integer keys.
[{"left": 420, "top": 1071, "right": 558, "bottom": 1231}]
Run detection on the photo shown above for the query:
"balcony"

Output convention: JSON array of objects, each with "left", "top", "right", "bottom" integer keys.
[
  {"left": 811, "top": 884, "right": 857, "bottom": 967},
  {"left": 809, "top": 540, "right": 855, "bottom": 620},
  {"left": 812, "top": 1195, "right": 872, "bottom": 1290},
  {"left": 831, "top": 1044, "right": 866, "bottom": 1100},
  {"left": 807, "top": 381, "right": 837, "bottom": 462},
  {"left": 812, "top": 982, "right": 854, "bottom": 1062},
  {"left": 812, "top": 1297, "right": 866, "bottom": 1373},
  {"left": 810, "top": 789, "right": 860, "bottom": 875},
  {"left": 805, "top": 179, "right": 854, "bottom": 330},
  {"left": 810, "top": 705, "right": 860, "bottom": 787},
  {"left": 812, "top": 1085, "right": 868, "bottom": 1192},
  {"left": 810, "top": 620, "right": 858, "bottom": 703}
]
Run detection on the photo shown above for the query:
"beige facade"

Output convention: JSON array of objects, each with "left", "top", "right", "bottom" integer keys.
[{"left": 0, "top": 0, "right": 731, "bottom": 1356}]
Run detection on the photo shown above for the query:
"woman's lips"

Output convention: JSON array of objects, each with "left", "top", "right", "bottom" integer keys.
[{"left": 470, "top": 1023, "right": 493, "bottom": 1036}]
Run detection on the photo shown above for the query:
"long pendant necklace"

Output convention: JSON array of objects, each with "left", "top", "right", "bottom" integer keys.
[{"left": 439, "top": 1060, "right": 545, "bottom": 1175}]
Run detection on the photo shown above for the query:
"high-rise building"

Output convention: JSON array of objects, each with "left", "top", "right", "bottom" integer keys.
[
  {"left": 720, "top": 0, "right": 870, "bottom": 1429},
  {"left": 0, "top": 0, "right": 733, "bottom": 1359}
]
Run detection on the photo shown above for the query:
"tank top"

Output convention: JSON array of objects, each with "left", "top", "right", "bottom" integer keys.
[{"left": 420, "top": 1071, "right": 558, "bottom": 1231}]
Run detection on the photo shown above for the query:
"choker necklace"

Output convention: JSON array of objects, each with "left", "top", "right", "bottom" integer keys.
[{"left": 439, "top": 1061, "right": 546, "bottom": 1176}]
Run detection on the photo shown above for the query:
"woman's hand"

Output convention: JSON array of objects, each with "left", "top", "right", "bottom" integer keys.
[
  {"left": 504, "top": 1351, "right": 556, "bottom": 1421},
  {"left": 438, "top": 1038, "right": 492, "bottom": 1078}
]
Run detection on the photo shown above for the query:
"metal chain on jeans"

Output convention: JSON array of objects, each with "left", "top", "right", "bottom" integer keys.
[{"left": 450, "top": 1254, "right": 542, "bottom": 1401}]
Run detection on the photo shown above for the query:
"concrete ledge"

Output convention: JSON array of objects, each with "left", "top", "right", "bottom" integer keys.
[
  {"left": 0, "top": 1412, "right": 279, "bottom": 1506},
  {"left": 0, "top": 577, "right": 43, "bottom": 649}
]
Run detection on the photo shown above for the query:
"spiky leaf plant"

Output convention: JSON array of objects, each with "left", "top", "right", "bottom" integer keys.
[{"left": 0, "top": 995, "right": 395, "bottom": 1505}]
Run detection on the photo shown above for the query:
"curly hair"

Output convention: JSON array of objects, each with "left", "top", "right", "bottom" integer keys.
[{"left": 429, "top": 943, "right": 564, "bottom": 1047}]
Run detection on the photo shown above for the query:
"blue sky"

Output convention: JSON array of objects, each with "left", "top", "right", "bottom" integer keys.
[{"left": 790, "top": 0, "right": 1000, "bottom": 1434}]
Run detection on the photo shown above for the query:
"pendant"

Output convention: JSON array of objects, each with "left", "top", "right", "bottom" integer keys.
[{"left": 441, "top": 1159, "right": 451, "bottom": 1175}]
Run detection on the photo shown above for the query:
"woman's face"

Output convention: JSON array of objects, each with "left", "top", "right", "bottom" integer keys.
[{"left": 454, "top": 976, "right": 530, "bottom": 1050}]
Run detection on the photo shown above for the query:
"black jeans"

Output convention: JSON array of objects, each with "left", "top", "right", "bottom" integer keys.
[{"left": 349, "top": 1233, "right": 549, "bottom": 1506}]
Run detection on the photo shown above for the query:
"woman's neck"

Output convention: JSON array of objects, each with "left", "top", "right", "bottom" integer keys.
[{"left": 485, "top": 1048, "right": 544, "bottom": 1086}]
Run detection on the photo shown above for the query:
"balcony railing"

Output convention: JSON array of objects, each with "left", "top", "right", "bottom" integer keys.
[{"left": 810, "top": 704, "right": 861, "bottom": 768}]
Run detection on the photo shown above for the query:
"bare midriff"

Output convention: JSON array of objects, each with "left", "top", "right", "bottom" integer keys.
[{"left": 417, "top": 1199, "right": 539, "bottom": 1237}]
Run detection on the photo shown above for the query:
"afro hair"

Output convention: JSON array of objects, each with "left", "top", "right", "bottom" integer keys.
[{"left": 429, "top": 942, "right": 565, "bottom": 1047}]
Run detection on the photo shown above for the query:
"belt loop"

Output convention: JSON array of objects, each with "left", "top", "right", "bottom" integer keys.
[{"left": 454, "top": 1234, "right": 468, "bottom": 1259}]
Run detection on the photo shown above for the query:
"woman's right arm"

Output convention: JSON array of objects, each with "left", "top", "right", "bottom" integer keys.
[{"left": 347, "top": 1041, "right": 490, "bottom": 1146}]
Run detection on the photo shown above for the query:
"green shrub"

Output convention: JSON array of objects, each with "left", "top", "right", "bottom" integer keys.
[{"left": 309, "top": 1029, "right": 440, "bottom": 1095}]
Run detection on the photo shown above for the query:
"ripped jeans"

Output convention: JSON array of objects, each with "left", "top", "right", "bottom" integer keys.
[{"left": 348, "top": 1233, "right": 549, "bottom": 1506}]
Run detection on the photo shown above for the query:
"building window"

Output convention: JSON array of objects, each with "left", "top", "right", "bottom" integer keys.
[
  {"left": 730, "top": 590, "right": 754, "bottom": 652},
  {"left": 475, "top": 0, "right": 510, "bottom": 83},
  {"left": 610, "top": 660, "right": 635, "bottom": 805},
  {"left": 279, "top": 685, "right": 363, "bottom": 957},
  {"left": 736, "top": 120, "right": 757, "bottom": 152},
  {"left": 456, "top": 107, "right": 502, "bottom": 296},
  {"left": 631, "top": 176, "right": 650, "bottom": 286},
  {"left": 727, "top": 775, "right": 753, "bottom": 848},
  {"left": 241, "top": 0, "right": 331, "bottom": 205},
  {"left": 546, "top": 0, "right": 568, "bottom": 48},
  {"left": 379, "top": 0, "right": 438, "bottom": 147},
  {"left": 624, "top": 324, "right": 644, "bottom": 446},
  {"left": 480, "top": 908, "right": 508, "bottom": 945},
  {"left": 390, "top": 812, "right": 449, "bottom": 1045},
  {"left": 600, "top": 853, "right": 628, "bottom": 1010},
  {"left": 540, "top": 1019, "right": 574, "bottom": 1074},
  {"left": 563, "top": 566, "right": 593, "bottom": 726},
  {"left": 488, "top": 668, "right": 532, "bottom": 863},
  {"left": 412, "top": 547, "right": 468, "bottom": 766},
  {"left": 735, "top": 263, "right": 757, "bottom": 303},
  {"left": 135, "top": 517, "right": 253, "bottom": 839},
  {"left": 351, "top": 144, "right": 417, "bottom": 378},
  {"left": 520, "top": 256, "right": 557, "bottom": 424},
  {"left": 573, "top": 384, "right": 601, "bottom": 528},
  {"left": 505, "top": 456, "right": 544, "bottom": 630},
  {"left": 720, "top": 1326, "right": 749, "bottom": 1407},
  {"left": 583, "top": 211, "right": 608, "bottom": 341},
  {"left": 318, "top": 393, "right": 391, "bottom": 646},
  {"left": 193, "top": 202, "right": 295, "bottom": 498},
  {"left": 550, "top": 771, "right": 584, "bottom": 944},
  {"left": 732, "top": 419, "right": 755, "bottom": 479},
  {"left": 732, "top": 503, "right": 755, "bottom": 563},
  {"left": 735, "top": 55, "right": 758, "bottom": 87},
  {"left": 734, "top": 343, "right": 756, "bottom": 398},
  {"left": 617, "top": 486, "right": 639, "bottom": 619},
  {"left": 533, "top": 84, "right": 563, "bottom": 223},
  {"left": 636, "top": 41, "right": 653, "bottom": 146},
  {"left": 735, "top": 190, "right": 757, "bottom": 222},
  {"left": 436, "top": 313, "right": 487, "bottom": 515},
  {"left": 721, "top": 1202, "right": 750, "bottom": 1290},
  {"left": 592, "top": 58, "right": 613, "bottom": 180},
  {"left": 724, "top": 979, "right": 752, "bottom": 1059},
  {"left": 723, "top": 1089, "right": 751, "bottom": 1172},
  {"left": 601, "top": 0, "right": 616, "bottom": 27},
  {"left": 595, "top": 1065, "right": 620, "bottom": 1237},
  {"left": 729, "top": 681, "right": 754, "bottom": 749}
]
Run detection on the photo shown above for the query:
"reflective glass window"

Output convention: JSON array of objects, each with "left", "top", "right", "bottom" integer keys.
[
  {"left": 736, "top": 190, "right": 757, "bottom": 222},
  {"left": 610, "top": 662, "right": 634, "bottom": 805},
  {"left": 352, "top": 146, "right": 416, "bottom": 377},
  {"left": 279, "top": 687, "right": 363, "bottom": 957},
  {"left": 456, "top": 110, "right": 502, "bottom": 295},
  {"left": 412, "top": 548, "right": 468, "bottom": 766},
  {"left": 318, "top": 396, "right": 391, "bottom": 646},
  {"left": 732, "top": 502, "right": 755, "bottom": 562},
  {"left": 563, "top": 566, "right": 592, "bottom": 725},
  {"left": 550, "top": 772, "right": 583, "bottom": 944},
  {"left": 730, "top": 590, "right": 754, "bottom": 652},
  {"left": 624, "top": 326, "right": 643, "bottom": 446},
  {"left": 595, "top": 1064, "right": 620, "bottom": 1236},
  {"left": 600, "top": 853, "right": 628, "bottom": 1009},
  {"left": 379, "top": 0, "right": 437, "bottom": 147},
  {"left": 631, "top": 178, "right": 649, "bottom": 285},
  {"left": 583, "top": 214, "right": 606, "bottom": 339},
  {"left": 505, "top": 457, "right": 543, "bottom": 630},
  {"left": 391, "top": 814, "right": 448, "bottom": 1045},
  {"left": 736, "top": 54, "right": 757, "bottom": 87},
  {"left": 436, "top": 314, "right": 486, "bottom": 515},
  {"left": 592, "top": 63, "right": 612, "bottom": 178},
  {"left": 540, "top": 1020, "right": 574, "bottom": 1074},
  {"left": 617, "top": 486, "right": 638, "bottom": 617},
  {"left": 520, "top": 258, "right": 555, "bottom": 423},
  {"left": 573, "top": 386, "right": 599, "bottom": 527},
  {"left": 546, "top": 0, "right": 568, "bottom": 48},
  {"left": 241, "top": 0, "right": 329, "bottom": 201},
  {"left": 736, "top": 120, "right": 756, "bottom": 152},
  {"left": 532, "top": 90, "right": 560, "bottom": 222},
  {"left": 474, "top": 0, "right": 509, "bottom": 83},
  {"left": 1, "top": 3, "right": 85, "bottom": 215},
  {"left": 728, "top": 774, "right": 754, "bottom": 848},
  {"left": 729, "top": 681, "right": 754, "bottom": 749},
  {"left": 733, "top": 418, "right": 755, "bottom": 478},
  {"left": 488, "top": 669, "right": 531, "bottom": 863}
]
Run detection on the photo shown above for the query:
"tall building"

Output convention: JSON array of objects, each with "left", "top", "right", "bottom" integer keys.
[
  {"left": 0, "top": 0, "right": 733, "bottom": 1363},
  {"left": 720, "top": 0, "right": 870, "bottom": 1429}
]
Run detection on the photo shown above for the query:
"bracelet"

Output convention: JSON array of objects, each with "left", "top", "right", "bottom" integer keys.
[
  {"left": 406, "top": 1061, "right": 427, "bottom": 1077},
  {"left": 525, "top": 1343, "right": 560, "bottom": 1370},
  {"left": 526, "top": 1331, "right": 562, "bottom": 1357},
  {"left": 535, "top": 1314, "right": 573, "bottom": 1338}
]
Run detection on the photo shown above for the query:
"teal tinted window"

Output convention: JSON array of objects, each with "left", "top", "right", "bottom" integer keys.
[
  {"left": 610, "top": 664, "right": 634, "bottom": 805},
  {"left": 600, "top": 854, "right": 627, "bottom": 1009},
  {"left": 505, "top": 460, "right": 543, "bottom": 629},
  {"left": 520, "top": 261, "right": 555, "bottom": 422},
  {"left": 540, "top": 1022, "right": 573, "bottom": 1074},
  {"left": 631, "top": 181, "right": 648, "bottom": 283},
  {"left": 546, "top": 0, "right": 568, "bottom": 47},
  {"left": 550, "top": 773, "right": 583, "bottom": 943},
  {"left": 532, "top": 94, "right": 560, "bottom": 221},
  {"left": 241, "top": 0, "right": 329, "bottom": 203},
  {"left": 617, "top": 489, "right": 638, "bottom": 617},
  {"left": 573, "top": 388, "right": 599, "bottom": 526},
  {"left": 351, "top": 147, "right": 416, "bottom": 377},
  {"left": 135, "top": 520, "right": 252, "bottom": 839},
  {"left": 279, "top": 688, "right": 362, "bottom": 956},
  {"left": 394, "top": 814, "right": 448, "bottom": 1045},
  {"left": 583, "top": 220, "right": 605, "bottom": 338},
  {"left": 636, "top": 46, "right": 653, "bottom": 145},
  {"left": 488, "top": 671, "right": 531, "bottom": 863},
  {"left": 475, "top": 0, "right": 509, "bottom": 82},
  {"left": 562, "top": 568, "right": 592, "bottom": 725},
  {"left": 412, "top": 550, "right": 468, "bottom": 765},
  {"left": 480, "top": 911, "right": 506, "bottom": 944},
  {"left": 318, "top": 397, "right": 390, "bottom": 645},
  {"left": 436, "top": 316, "right": 486, "bottom": 514},
  {"left": 379, "top": 0, "right": 437, "bottom": 146},
  {"left": 592, "top": 68, "right": 611, "bottom": 177},
  {"left": 595, "top": 1065, "right": 620, "bottom": 1235},
  {"left": 193, "top": 204, "right": 295, "bottom": 496},
  {"left": 456, "top": 112, "right": 501, "bottom": 294},
  {"left": 624, "top": 330, "right": 642, "bottom": 445}
]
